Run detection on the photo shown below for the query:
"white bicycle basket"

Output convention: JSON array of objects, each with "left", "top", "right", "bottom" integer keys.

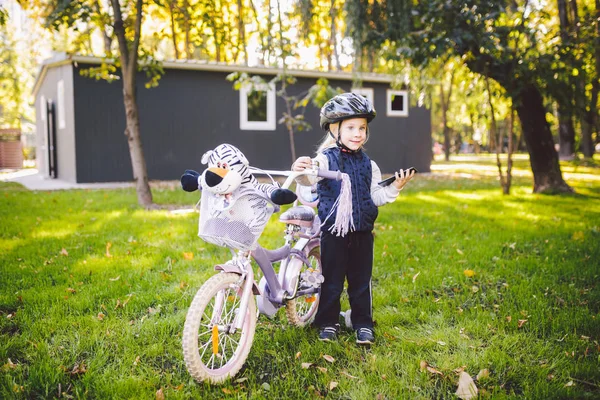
[{"left": 198, "top": 186, "right": 274, "bottom": 251}]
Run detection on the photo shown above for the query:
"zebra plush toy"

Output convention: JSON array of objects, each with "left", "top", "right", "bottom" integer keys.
[{"left": 180, "top": 143, "right": 297, "bottom": 205}]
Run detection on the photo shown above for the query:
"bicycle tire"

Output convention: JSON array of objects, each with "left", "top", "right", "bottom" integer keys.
[
  {"left": 285, "top": 242, "right": 321, "bottom": 327},
  {"left": 182, "top": 272, "right": 257, "bottom": 384}
]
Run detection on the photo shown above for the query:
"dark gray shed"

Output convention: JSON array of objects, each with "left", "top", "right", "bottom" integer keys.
[{"left": 33, "top": 54, "right": 431, "bottom": 183}]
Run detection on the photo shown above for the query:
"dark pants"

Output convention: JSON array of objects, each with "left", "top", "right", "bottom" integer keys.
[{"left": 314, "top": 230, "right": 374, "bottom": 330}]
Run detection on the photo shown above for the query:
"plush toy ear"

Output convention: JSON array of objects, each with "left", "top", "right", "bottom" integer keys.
[
  {"left": 201, "top": 150, "right": 213, "bottom": 165},
  {"left": 228, "top": 145, "right": 249, "bottom": 166}
]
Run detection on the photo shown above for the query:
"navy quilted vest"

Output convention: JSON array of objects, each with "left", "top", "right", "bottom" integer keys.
[{"left": 318, "top": 147, "right": 379, "bottom": 232}]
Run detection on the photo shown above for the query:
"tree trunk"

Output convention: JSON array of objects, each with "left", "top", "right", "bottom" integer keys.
[
  {"left": 440, "top": 84, "right": 450, "bottom": 161},
  {"left": 237, "top": 0, "right": 247, "bottom": 65},
  {"left": 330, "top": 0, "right": 341, "bottom": 71},
  {"left": 111, "top": 0, "right": 153, "bottom": 207},
  {"left": 168, "top": 1, "right": 179, "bottom": 59},
  {"left": 513, "top": 84, "right": 573, "bottom": 193},
  {"left": 557, "top": 107, "right": 576, "bottom": 160}
]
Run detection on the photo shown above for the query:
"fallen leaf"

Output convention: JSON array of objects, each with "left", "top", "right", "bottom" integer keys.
[
  {"left": 455, "top": 371, "right": 478, "bottom": 399},
  {"left": 463, "top": 269, "right": 475, "bottom": 278},
  {"left": 341, "top": 370, "right": 358, "bottom": 379},
  {"left": 183, "top": 252, "right": 194, "bottom": 260},
  {"left": 60, "top": 248, "right": 69, "bottom": 257},
  {"left": 2, "top": 359, "right": 17, "bottom": 371},
  {"left": 420, "top": 360, "right": 443, "bottom": 376},
  {"left": 235, "top": 377, "right": 248, "bottom": 383},
  {"left": 381, "top": 374, "right": 387, "bottom": 380},
  {"left": 97, "top": 313, "right": 105, "bottom": 321},
  {"left": 222, "top": 388, "right": 233, "bottom": 394},
  {"left": 457, "top": 248, "right": 464, "bottom": 255},
  {"left": 412, "top": 272, "right": 420, "bottom": 283},
  {"left": 565, "top": 380, "right": 574, "bottom": 387},
  {"left": 571, "top": 231, "right": 584, "bottom": 241},
  {"left": 115, "top": 299, "right": 122, "bottom": 309},
  {"left": 437, "top": 341, "right": 447, "bottom": 346},
  {"left": 105, "top": 242, "right": 113, "bottom": 258},
  {"left": 301, "top": 362, "right": 313, "bottom": 369},
  {"left": 262, "top": 382, "right": 270, "bottom": 391},
  {"left": 518, "top": 319, "right": 528, "bottom": 328},
  {"left": 476, "top": 369, "right": 489, "bottom": 380},
  {"left": 323, "top": 355, "right": 335, "bottom": 363},
  {"left": 156, "top": 388, "right": 165, "bottom": 400},
  {"left": 317, "top": 366, "right": 328, "bottom": 373},
  {"left": 66, "top": 288, "right": 76, "bottom": 294},
  {"left": 472, "top": 286, "right": 479, "bottom": 293},
  {"left": 295, "top": 351, "right": 301, "bottom": 359},
  {"left": 133, "top": 356, "right": 140, "bottom": 366},
  {"left": 109, "top": 276, "right": 121, "bottom": 281},
  {"left": 70, "top": 362, "right": 87, "bottom": 376},
  {"left": 506, "top": 315, "right": 512, "bottom": 322},
  {"left": 329, "top": 381, "right": 338, "bottom": 390}
]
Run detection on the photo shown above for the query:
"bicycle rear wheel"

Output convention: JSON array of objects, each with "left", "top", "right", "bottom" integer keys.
[
  {"left": 182, "top": 272, "right": 257, "bottom": 383},
  {"left": 285, "top": 243, "right": 321, "bottom": 327}
]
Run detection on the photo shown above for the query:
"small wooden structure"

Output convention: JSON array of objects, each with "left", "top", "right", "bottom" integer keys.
[{"left": 0, "top": 128, "right": 23, "bottom": 169}]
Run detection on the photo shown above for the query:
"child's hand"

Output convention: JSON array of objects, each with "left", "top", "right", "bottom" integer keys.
[
  {"left": 293, "top": 156, "right": 312, "bottom": 172},
  {"left": 392, "top": 169, "right": 415, "bottom": 190}
]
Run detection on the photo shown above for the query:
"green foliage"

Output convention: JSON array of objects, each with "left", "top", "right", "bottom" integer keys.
[{"left": 1, "top": 156, "right": 599, "bottom": 398}]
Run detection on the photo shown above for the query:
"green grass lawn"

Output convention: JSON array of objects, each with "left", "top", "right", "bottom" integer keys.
[{"left": 1, "top": 155, "right": 599, "bottom": 399}]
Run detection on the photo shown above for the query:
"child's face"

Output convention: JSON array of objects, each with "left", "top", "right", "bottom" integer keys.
[{"left": 336, "top": 118, "right": 368, "bottom": 151}]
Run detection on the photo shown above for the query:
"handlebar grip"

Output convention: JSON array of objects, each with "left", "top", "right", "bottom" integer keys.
[{"left": 317, "top": 170, "right": 343, "bottom": 181}]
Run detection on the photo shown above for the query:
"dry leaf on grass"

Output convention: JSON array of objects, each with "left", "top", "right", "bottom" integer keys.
[
  {"left": 301, "top": 362, "right": 313, "bottom": 369},
  {"left": 412, "top": 272, "right": 420, "bottom": 283},
  {"left": 341, "top": 370, "right": 358, "bottom": 379},
  {"left": 183, "top": 252, "right": 194, "bottom": 260},
  {"left": 455, "top": 371, "right": 478, "bottom": 400},
  {"left": 109, "top": 276, "right": 120, "bottom": 282},
  {"left": 476, "top": 369, "right": 490, "bottom": 380},
  {"left": 518, "top": 319, "right": 528, "bottom": 328},
  {"left": 60, "top": 248, "right": 69, "bottom": 256},
  {"left": 97, "top": 313, "right": 105, "bottom": 321},
  {"left": 156, "top": 388, "right": 165, "bottom": 400},
  {"left": 317, "top": 366, "right": 328, "bottom": 373},
  {"left": 295, "top": 352, "right": 301, "bottom": 359},
  {"left": 323, "top": 355, "right": 335, "bottom": 363},
  {"left": 329, "top": 381, "right": 338, "bottom": 390},
  {"left": 420, "top": 360, "right": 443, "bottom": 376}
]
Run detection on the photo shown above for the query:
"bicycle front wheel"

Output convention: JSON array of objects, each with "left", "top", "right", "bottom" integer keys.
[
  {"left": 182, "top": 272, "right": 257, "bottom": 384},
  {"left": 286, "top": 242, "right": 321, "bottom": 327}
]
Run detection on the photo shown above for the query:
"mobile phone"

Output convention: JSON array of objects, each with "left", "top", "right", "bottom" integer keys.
[{"left": 377, "top": 167, "right": 418, "bottom": 187}]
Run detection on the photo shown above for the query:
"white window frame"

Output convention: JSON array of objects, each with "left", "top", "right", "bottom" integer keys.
[
  {"left": 57, "top": 80, "right": 66, "bottom": 129},
  {"left": 351, "top": 87, "right": 374, "bottom": 106},
  {"left": 239, "top": 83, "right": 276, "bottom": 131},
  {"left": 387, "top": 89, "right": 409, "bottom": 117}
]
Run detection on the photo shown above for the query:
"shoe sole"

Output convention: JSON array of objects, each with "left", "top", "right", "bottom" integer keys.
[
  {"left": 356, "top": 339, "right": 373, "bottom": 345},
  {"left": 319, "top": 337, "right": 336, "bottom": 342}
]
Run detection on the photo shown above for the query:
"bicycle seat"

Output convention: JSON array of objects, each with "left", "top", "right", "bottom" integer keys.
[{"left": 279, "top": 205, "right": 315, "bottom": 227}]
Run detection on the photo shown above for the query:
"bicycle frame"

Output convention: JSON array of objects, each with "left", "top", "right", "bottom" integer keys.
[{"left": 211, "top": 168, "right": 334, "bottom": 331}]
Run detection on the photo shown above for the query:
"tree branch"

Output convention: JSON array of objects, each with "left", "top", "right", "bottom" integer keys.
[{"left": 110, "top": 0, "right": 129, "bottom": 71}]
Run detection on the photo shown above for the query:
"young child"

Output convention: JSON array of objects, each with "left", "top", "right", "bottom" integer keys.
[{"left": 292, "top": 92, "right": 415, "bottom": 345}]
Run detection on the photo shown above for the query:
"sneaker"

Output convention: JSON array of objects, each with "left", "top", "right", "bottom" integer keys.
[
  {"left": 356, "top": 327, "right": 375, "bottom": 345},
  {"left": 318, "top": 325, "right": 339, "bottom": 342}
]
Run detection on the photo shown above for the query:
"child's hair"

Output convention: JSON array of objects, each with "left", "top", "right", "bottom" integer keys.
[{"left": 316, "top": 125, "right": 338, "bottom": 154}]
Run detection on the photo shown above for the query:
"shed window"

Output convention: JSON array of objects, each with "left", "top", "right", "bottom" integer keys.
[
  {"left": 351, "top": 87, "right": 374, "bottom": 105},
  {"left": 387, "top": 90, "right": 409, "bottom": 117},
  {"left": 240, "top": 83, "right": 276, "bottom": 130}
]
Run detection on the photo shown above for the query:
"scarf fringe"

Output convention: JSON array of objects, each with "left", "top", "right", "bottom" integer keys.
[{"left": 322, "top": 173, "right": 354, "bottom": 237}]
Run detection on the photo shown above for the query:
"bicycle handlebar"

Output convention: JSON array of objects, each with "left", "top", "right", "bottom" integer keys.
[{"left": 316, "top": 169, "right": 343, "bottom": 181}]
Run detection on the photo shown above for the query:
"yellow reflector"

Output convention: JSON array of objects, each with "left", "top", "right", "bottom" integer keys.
[
  {"left": 305, "top": 296, "right": 316, "bottom": 303},
  {"left": 211, "top": 325, "right": 219, "bottom": 355}
]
